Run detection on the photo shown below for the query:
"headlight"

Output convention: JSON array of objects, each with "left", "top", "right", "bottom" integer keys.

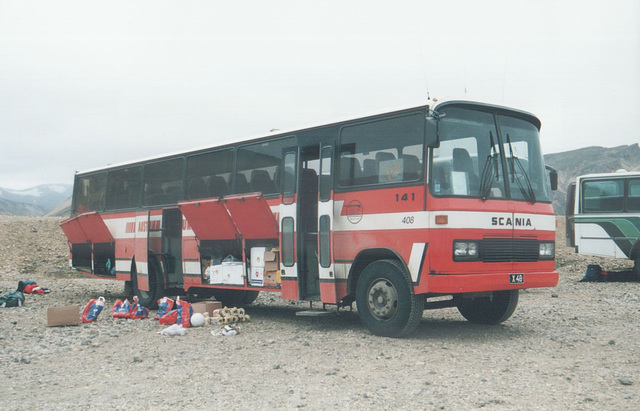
[
  {"left": 539, "top": 242, "right": 555, "bottom": 259},
  {"left": 453, "top": 241, "right": 479, "bottom": 261}
]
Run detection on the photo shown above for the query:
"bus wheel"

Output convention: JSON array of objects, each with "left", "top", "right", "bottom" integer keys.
[
  {"left": 355, "top": 259, "right": 424, "bottom": 338},
  {"left": 633, "top": 257, "right": 640, "bottom": 280},
  {"left": 457, "top": 290, "right": 519, "bottom": 324},
  {"left": 134, "top": 262, "right": 160, "bottom": 309},
  {"left": 211, "top": 289, "right": 260, "bottom": 307}
]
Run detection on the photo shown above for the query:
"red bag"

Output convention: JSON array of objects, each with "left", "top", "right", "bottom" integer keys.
[
  {"left": 176, "top": 297, "right": 193, "bottom": 328},
  {"left": 129, "top": 296, "right": 149, "bottom": 319},
  {"left": 112, "top": 298, "right": 131, "bottom": 318},
  {"left": 158, "top": 309, "right": 178, "bottom": 325},
  {"left": 155, "top": 297, "right": 175, "bottom": 320},
  {"left": 81, "top": 296, "right": 105, "bottom": 323}
]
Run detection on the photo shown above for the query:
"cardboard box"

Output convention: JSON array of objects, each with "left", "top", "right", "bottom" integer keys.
[
  {"left": 264, "top": 270, "right": 279, "bottom": 287},
  {"left": 47, "top": 305, "right": 80, "bottom": 327},
  {"left": 192, "top": 301, "right": 222, "bottom": 316},
  {"left": 264, "top": 251, "right": 279, "bottom": 272}
]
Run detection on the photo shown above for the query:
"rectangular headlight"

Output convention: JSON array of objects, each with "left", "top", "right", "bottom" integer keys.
[
  {"left": 454, "top": 241, "right": 479, "bottom": 261},
  {"left": 539, "top": 242, "right": 555, "bottom": 259}
]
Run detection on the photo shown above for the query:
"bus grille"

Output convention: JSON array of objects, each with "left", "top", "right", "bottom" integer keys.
[{"left": 482, "top": 239, "right": 539, "bottom": 262}]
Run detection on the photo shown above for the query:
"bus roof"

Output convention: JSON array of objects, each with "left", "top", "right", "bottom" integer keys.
[
  {"left": 577, "top": 170, "right": 640, "bottom": 180},
  {"left": 75, "top": 97, "right": 540, "bottom": 176}
]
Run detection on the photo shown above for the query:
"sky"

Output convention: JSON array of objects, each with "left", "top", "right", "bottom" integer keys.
[{"left": 1, "top": 0, "right": 639, "bottom": 190}]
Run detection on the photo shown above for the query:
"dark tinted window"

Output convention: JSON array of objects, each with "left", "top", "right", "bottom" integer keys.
[
  {"left": 582, "top": 179, "right": 624, "bottom": 213},
  {"left": 73, "top": 173, "right": 107, "bottom": 214},
  {"left": 627, "top": 179, "right": 640, "bottom": 211},
  {"left": 282, "top": 151, "right": 296, "bottom": 202},
  {"left": 236, "top": 137, "right": 295, "bottom": 196},
  {"left": 319, "top": 146, "right": 332, "bottom": 202},
  {"left": 143, "top": 158, "right": 184, "bottom": 206},
  {"left": 186, "top": 149, "right": 234, "bottom": 200},
  {"left": 106, "top": 167, "right": 141, "bottom": 210},
  {"left": 281, "top": 217, "right": 295, "bottom": 267},
  {"left": 339, "top": 113, "right": 424, "bottom": 187}
]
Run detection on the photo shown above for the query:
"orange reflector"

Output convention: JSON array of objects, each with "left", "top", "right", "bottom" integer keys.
[{"left": 435, "top": 215, "right": 448, "bottom": 225}]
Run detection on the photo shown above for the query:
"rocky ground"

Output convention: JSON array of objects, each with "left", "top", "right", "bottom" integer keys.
[{"left": 0, "top": 215, "right": 638, "bottom": 410}]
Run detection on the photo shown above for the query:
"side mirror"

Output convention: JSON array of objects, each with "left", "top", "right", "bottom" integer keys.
[
  {"left": 546, "top": 165, "right": 558, "bottom": 191},
  {"left": 425, "top": 110, "right": 441, "bottom": 148}
]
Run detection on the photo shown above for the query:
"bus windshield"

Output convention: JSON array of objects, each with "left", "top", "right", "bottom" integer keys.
[{"left": 430, "top": 106, "right": 551, "bottom": 203}]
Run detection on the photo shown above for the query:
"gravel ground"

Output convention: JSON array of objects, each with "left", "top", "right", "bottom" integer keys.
[{"left": 0, "top": 215, "right": 638, "bottom": 410}]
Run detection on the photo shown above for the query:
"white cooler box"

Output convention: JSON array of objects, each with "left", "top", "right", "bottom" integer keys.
[{"left": 208, "top": 262, "right": 245, "bottom": 285}]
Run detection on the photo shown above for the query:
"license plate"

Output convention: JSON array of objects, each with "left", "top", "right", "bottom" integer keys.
[{"left": 509, "top": 273, "right": 524, "bottom": 284}]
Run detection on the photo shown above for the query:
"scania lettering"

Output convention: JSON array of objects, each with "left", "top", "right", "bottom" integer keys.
[{"left": 61, "top": 99, "right": 559, "bottom": 337}]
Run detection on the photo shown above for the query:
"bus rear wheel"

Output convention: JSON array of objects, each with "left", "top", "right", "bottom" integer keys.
[
  {"left": 633, "top": 257, "right": 640, "bottom": 280},
  {"left": 133, "top": 260, "right": 162, "bottom": 309},
  {"left": 355, "top": 259, "right": 424, "bottom": 338},
  {"left": 457, "top": 290, "right": 519, "bottom": 324}
]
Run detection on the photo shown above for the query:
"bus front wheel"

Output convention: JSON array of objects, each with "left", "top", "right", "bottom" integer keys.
[
  {"left": 457, "top": 289, "right": 519, "bottom": 324},
  {"left": 355, "top": 259, "right": 424, "bottom": 338}
]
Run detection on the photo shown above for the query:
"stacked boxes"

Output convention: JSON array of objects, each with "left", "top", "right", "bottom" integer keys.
[
  {"left": 250, "top": 247, "right": 280, "bottom": 287},
  {"left": 264, "top": 250, "right": 280, "bottom": 287},
  {"left": 250, "top": 247, "right": 267, "bottom": 286}
]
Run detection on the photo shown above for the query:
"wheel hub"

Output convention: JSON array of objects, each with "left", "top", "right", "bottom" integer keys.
[{"left": 367, "top": 279, "right": 398, "bottom": 321}]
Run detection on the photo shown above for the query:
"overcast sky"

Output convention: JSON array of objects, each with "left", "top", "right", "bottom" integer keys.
[{"left": 1, "top": 0, "right": 639, "bottom": 190}]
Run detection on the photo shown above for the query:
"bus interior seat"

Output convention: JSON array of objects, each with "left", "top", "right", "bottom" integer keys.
[
  {"left": 165, "top": 186, "right": 183, "bottom": 203},
  {"left": 339, "top": 157, "right": 362, "bottom": 186},
  {"left": 376, "top": 152, "right": 396, "bottom": 162},
  {"left": 234, "top": 173, "right": 251, "bottom": 194},
  {"left": 401, "top": 154, "right": 421, "bottom": 181},
  {"left": 187, "top": 178, "right": 208, "bottom": 199},
  {"left": 362, "top": 159, "right": 377, "bottom": 184},
  {"left": 452, "top": 148, "right": 479, "bottom": 190},
  {"left": 251, "top": 169, "right": 276, "bottom": 195},
  {"left": 144, "top": 183, "right": 164, "bottom": 205},
  {"left": 208, "top": 176, "right": 229, "bottom": 197}
]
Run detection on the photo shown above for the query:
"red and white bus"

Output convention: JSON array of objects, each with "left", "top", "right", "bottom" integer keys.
[{"left": 61, "top": 99, "right": 559, "bottom": 337}]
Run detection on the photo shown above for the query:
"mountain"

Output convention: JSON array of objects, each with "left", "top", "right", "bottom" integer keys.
[
  {"left": 544, "top": 143, "right": 640, "bottom": 215},
  {"left": 0, "top": 184, "right": 72, "bottom": 216}
]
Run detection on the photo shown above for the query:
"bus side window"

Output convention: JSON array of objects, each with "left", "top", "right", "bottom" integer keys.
[{"left": 628, "top": 179, "right": 640, "bottom": 211}]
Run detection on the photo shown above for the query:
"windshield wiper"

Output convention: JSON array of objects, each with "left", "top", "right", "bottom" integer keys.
[
  {"left": 506, "top": 133, "right": 536, "bottom": 203},
  {"left": 479, "top": 130, "right": 499, "bottom": 200}
]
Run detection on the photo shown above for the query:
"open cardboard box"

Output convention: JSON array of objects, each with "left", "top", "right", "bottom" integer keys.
[{"left": 191, "top": 301, "right": 222, "bottom": 316}]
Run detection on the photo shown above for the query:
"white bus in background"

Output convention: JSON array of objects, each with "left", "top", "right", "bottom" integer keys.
[{"left": 566, "top": 170, "right": 640, "bottom": 278}]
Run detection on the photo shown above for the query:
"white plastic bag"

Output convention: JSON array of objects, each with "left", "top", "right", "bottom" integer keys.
[{"left": 158, "top": 323, "right": 186, "bottom": 336}]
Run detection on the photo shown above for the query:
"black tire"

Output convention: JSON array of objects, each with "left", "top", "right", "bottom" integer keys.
[
  {"left": 123, "top": 280, "right": 134, "bottom": 297},
  {"left": 211, "top": 289, "right": 260, "bottom": 307},
  {"left": 633, "top": 257, "right": 640, "bottom": 280},
  {"left": 457, "top": 289, "right": 519, "bottom": 324},
  {"left": 133, "top": 259, "right": 162, "bottom": 309},
  {"left": 355, "top": 259, "right": 424, "bottom": 338}
]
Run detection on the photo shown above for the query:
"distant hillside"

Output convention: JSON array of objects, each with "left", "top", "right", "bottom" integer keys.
[
  {"left": 44, "top": 197, "right": 72, "bottom": 217},
  {"left": 0, "top": 184, "right": 72, "bottom": 216},
  {"left": 544, "top": 143, "right": 640, "bottom": 215}
]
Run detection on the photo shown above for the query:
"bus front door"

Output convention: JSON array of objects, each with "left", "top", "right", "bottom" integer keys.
[{"left": 297, "top": 146, "right": 321, "bottom": 299}]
